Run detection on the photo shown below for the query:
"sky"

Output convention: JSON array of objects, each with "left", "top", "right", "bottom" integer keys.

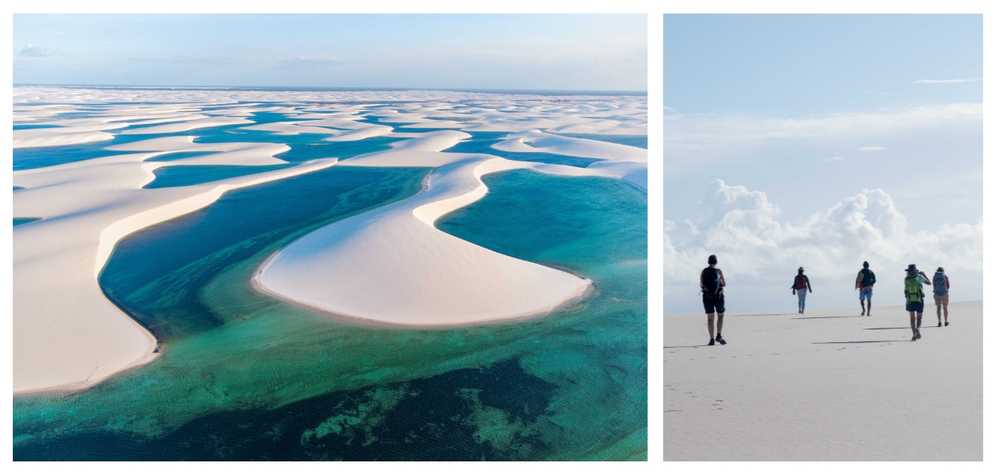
[
  {"left": 664, "top": 14, "right": 983, "bottom": 314},
  {"left": 13, "top": 14, "right": 646, "bottom": 92}
]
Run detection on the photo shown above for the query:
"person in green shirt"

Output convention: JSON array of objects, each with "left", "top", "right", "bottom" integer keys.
[{"left": 904, "top": 264, "right": 932, "bottom": 341}]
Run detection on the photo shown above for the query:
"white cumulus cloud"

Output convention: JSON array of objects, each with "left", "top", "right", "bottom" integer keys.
[{"left": 665, "top": 180, "right": 981, "bottom": 314}]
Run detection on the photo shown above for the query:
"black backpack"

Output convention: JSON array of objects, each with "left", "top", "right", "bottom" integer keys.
[
  {"left": 701, "top": 267, "right": 721, "bottom": 294},
  {"left": 860, "top": 269, "right": 876, "bottom": 287}
]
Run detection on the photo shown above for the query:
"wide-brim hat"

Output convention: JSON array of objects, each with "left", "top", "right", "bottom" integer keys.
[{"left": 905, "top": 264, "right": 918, "bottom": 273}]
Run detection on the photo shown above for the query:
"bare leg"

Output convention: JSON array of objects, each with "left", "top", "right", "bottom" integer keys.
[
  {"left": 909, "top": 311, "right": 918, "bottom": 338},
  {"left": 865, "top": 297, "right": 872, "bottom": 316},
  {"left": 716, "top": 314, "right": 725, "bottom": 336},
  {"left": 944, "top": 303, "right": 949, "bottom": 324},
  {"left": 860, "top": 298, "right": 866, "bottom": 315},
  {"left": 706, "top": 313, "right": 715, "bottom": 340}
]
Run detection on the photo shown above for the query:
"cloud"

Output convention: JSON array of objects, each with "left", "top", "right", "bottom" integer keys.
[
  {"left": 665, "top": 103, "right": 982, "bottom": 166},
  {"left": 667, "top": 103, "right": 981, "bottom": 148},
  {"left": 823, "top": 156, "right": 845, "bottom": 163},
  {"left": 665, "top": 180, "right": 982, "bottom": 310},
  {"left": 913, "top": 78, "right": 981, "bottom": 85},
  {"left": 857, "top": 145, "right": 886, "bottom": 152},
  {"left": 18, "top": 44, "right": 55, "bottom": 58}
]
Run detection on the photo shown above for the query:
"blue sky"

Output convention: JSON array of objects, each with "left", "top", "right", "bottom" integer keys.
[
  {"left": 14, "top": 14, "right": 646, "bottom": 91},
  {"left": 665, "top": 14, "right": 982, "bottom": 115},
  {"left": 664, "top": 15, "right": 983, "bottom": 314}
]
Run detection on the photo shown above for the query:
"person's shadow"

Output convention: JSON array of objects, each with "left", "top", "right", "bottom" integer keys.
[{"left": 812, "top": 339, "right": 911, "bottom": 344}]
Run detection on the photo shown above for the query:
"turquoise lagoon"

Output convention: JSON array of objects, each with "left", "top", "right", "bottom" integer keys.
[{"left": 12, "top": 105, "right": 647, "bottom": 460}]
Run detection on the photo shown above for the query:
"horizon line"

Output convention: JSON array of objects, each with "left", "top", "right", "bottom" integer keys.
[{"left": 14, "top": 82, "right": 648, "bottom": 96}]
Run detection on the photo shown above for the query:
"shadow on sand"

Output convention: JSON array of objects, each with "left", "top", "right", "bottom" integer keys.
[
  {"left": 812, "top": 339, "right": 911, "bottom": 344},
  {"left": 793, "top": 315, "right": 861, "bottom": 320}
]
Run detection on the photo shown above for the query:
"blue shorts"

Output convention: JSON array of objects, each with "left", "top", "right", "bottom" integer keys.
[
  {"left": 859, "top": 287, "right": 873, "bottom": 300},
  {"left": 906, "top": 301, "right": 924, "bottom": 313}
]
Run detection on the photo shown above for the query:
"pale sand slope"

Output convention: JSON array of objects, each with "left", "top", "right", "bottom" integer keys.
[
  {"left": 494, "top": 130, "right": 647, "bottom": 189},
  {"left": 13, "top": 105, "right": 210, "bottom": 148},
  {"left": 14, "top": 87, "right": 647, "bottom": 394},
  {"left": 494, "top": 129, "right": 647, "bottom": 162},
  {"left": 664, "top": 302, "right": 982, "bottom": 460},
  {"left": 255, "top": 126, "right": 645, "bottom": 327},
  {"left": 242, "top": 121, "right": 394, "bottom": 142},
  {"left": 13, "top": 136, "right": 337, "bottom": 395}
]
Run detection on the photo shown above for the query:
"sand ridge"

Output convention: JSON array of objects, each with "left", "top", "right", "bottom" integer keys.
[{"left": 14, "top": 87, "right": 647, "bottom": 395}]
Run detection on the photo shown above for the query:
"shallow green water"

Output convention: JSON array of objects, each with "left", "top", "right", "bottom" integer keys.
[
  {"left": 13, "top": 163, "right": 646, "bottom": 460},
  {"left": 13, "top": 167, "right": 646, "bottom": 460}
]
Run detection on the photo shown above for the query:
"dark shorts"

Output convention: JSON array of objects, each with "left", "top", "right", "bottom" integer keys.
[
  {"left": 906, "top": 301, "right": 924, "bottom": 313},
  {"left": 859, "top": 287, "right": 873, "bottom": 301},
  {"left": 703, "top": 293, "right": 725, "bottom": 314}
]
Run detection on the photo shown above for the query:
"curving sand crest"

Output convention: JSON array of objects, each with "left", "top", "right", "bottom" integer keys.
[
  {"left": 254, "top": 155, "right": 592, "bottom": 327},
  {"left": 13, "top": 138, "right": 337, "bottom": 395},
  {"left": 254, "top": 128, "right": 646, "bottom": 327},
  {"left": 14, "top": 88, "right": 648, "bottom": 394},
  {"left": 13, "top": 105, "right": 214, "bottom": 149},
  {"left": 494, "top": 129, "right": 647, "bottom": 162},
  {"left": 240, "top": 119, "right": 394, "bottom": 142}
]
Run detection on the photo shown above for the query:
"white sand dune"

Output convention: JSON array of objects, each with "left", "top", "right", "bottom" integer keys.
[
  {"left": 664, "top": 302, "right": 982, "bottom": 460},
  {"left": 14, "top": 119, "right": 129, "bottom": 149},
  {"left": 118, "top": 116, "right": 253, "bottom": 135},
  {"left": 108, "top": 135, "right": 292, "bottom": 167},
  {"left": 494, "top": 130, "right": 647, "bottom": 162},
  {"left": 490, "top": 130, "right": 648, "bottom": 189},
  {"left": 255, "top": 125, "right": 648, "bottom": 326},
  {"left": 14, "top": 139, "right": 336, "bottom": 395},
  {"left": 240, "top": 119, "right": 395, "bottom": 143},
  {"left": 13, "top": 86, "right": 646, "bottom": 395},
  {"left": 255, "top": 154, "right": 593, "bottom": 327},
  {"left": 13, "top": 106, "right": 235, "bottom": 148}
]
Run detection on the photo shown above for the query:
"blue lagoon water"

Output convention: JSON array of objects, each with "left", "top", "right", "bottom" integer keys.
[
  {"left": 14, "top": 170, "right": 645, "bottom": 461},
  {"left": 143, "top": 164, "right": 292, "bottom": 189},
  {"left": 13, "top": 102, "right": 647, "bottom": 460}
]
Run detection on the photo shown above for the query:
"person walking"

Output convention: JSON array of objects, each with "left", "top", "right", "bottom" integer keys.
[
  {"left": 700, "top": 254, "right": 727, "bottom": 346},
  {"left": 855, "top": 261, "right": 877, "bottom": 316},
  {"left": 905, "top": 264, "right": 932, "bottom": 341},
  {"left": 933, "top": 267, "right": 951, "bottom": 327},
  {"left": 791, "top": 267, "right": 812, "bottom": 314}
]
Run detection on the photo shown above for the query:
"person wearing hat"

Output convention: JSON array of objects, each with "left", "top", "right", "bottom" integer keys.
[
  {"left": 932, "top": 267, "right": 951, "bottom": 327},
  {"left": 904, "top": 264, "right": 932, "bottom": 341},
  {"left": 791, "top": 267, "right": 812, "bottom": 314},
  {"left": 855, "top": 261, "right": 877, "bottom": 316},
  {"left": 700, "top": 254, "right": 727, "bottom": 346}
]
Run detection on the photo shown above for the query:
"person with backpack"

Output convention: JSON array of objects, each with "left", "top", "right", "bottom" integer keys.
[
  {"left": 791, "top": 267, "right": 812, "bottom": 314},
  {"left": 904, "top": 264, "right": 932, "bottom": 341},
  {"left": 855, "top": 261, "right": 877, "bottom": 316},
  {"left": 700, "top": 254, "right": 727, "bottom": 346},
  {"left": 933, "top": 267, "right": 951, "bottom": 327}
]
